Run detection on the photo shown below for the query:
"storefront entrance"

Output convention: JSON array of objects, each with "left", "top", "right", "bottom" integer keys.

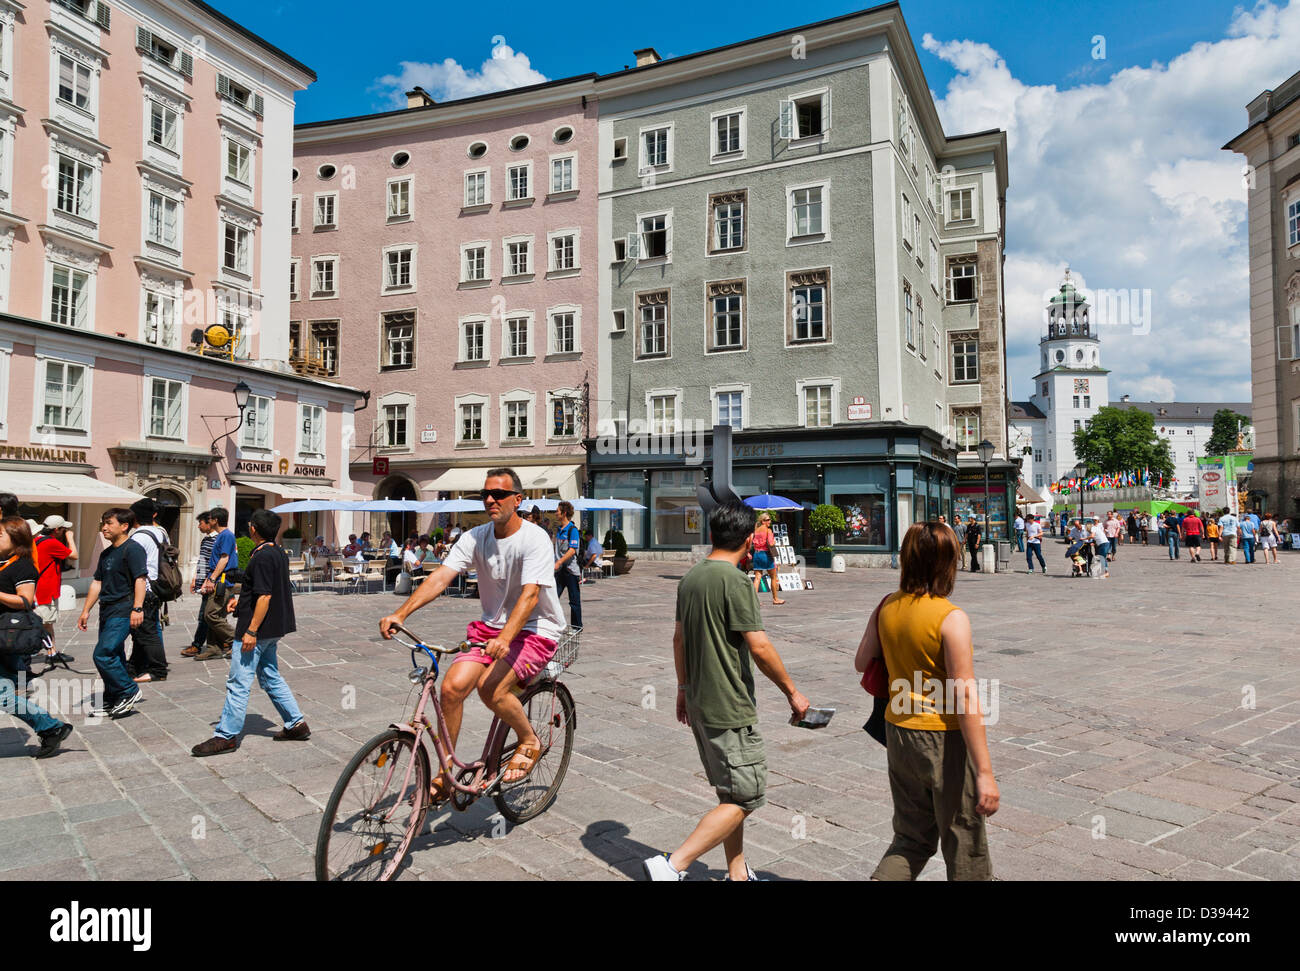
[{"left": 148, "top": 487, "right": 184, "bottom": 539}]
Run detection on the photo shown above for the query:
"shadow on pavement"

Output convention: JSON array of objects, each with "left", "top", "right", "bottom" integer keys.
[{"left": 579, "top": 820, "right": 793, "bottom": 881}]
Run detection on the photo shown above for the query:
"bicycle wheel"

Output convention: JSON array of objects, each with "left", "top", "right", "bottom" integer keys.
[
  {"left": 315, "top": 729, "right": 429, "bottom": 881},
  {"left": 493, "top": 680, "right": 575, "bottom": 824}
]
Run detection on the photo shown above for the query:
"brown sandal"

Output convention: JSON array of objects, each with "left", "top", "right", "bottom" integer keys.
[
  {"left": 502, "top": 742, "right": 542, "bottom": 783},
  {"left": 428, "top": 774, "right": 452, "bottom": 803}
]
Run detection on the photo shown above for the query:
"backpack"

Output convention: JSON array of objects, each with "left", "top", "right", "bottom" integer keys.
[
  {"left": 136, "top": 528, "right": 184, "bottom": 602},
  {"left": 0, "top": 559, "right": 47, "bottom": 657}
]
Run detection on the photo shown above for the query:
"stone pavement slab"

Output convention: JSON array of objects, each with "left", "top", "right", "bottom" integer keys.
[{"left": 2, "top": 539, "right": 1297, "bottom": 880}]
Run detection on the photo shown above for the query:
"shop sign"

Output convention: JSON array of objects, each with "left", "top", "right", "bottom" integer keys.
[
  {"left": 0, "top": 445, "right": 89, "bottom": 463},
  {"left": 421, "top": 430, "right": 437, "bottom": 443},
  {"left": 234, "top": 459, "right": 274, "bottom": 474},
  {"left": 294, "top": 464, "right": 327, "bottom": 477},
  {"left": 373, "top": 457, "right": 389, "bottom": 476},
  {"left": 847, "top": 397, "right": 872, "bottom": 421}
]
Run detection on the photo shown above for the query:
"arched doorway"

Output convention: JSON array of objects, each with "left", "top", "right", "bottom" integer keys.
[
  {"left": 148, "top": 487, "right": 185, "bottom": 539},
  {"left": 376, "top": 475, "right": 418, "bottom": 541}
]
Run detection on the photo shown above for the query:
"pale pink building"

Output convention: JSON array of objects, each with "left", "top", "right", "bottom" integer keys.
[
  {"left": 292, "top": 77, "right": 599, "bottom": 535},
  {"left": 0, "top": 1, "right": 363, "bottom": 584}
]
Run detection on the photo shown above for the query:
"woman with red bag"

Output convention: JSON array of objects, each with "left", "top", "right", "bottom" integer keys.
[{"left": 854, "top": 521, "right": 998, "bottom": 880}]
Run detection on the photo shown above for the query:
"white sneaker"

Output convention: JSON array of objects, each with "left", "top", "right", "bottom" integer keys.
[
  {"left": 642, "top": 854, "right": 685, "bottom": 881},
  {"left": 108, "top": 689, "right": 142, "bottom": 718},
  {"left": 725, "top": 864, "right": 762, "bottom": 881}
]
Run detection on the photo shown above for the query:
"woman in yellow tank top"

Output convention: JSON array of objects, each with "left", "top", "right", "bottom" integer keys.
[{"left": 854, "top": 521, "right": 999, "bottom": 880}]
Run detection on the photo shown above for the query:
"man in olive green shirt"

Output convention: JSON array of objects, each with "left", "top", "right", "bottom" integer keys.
[{"left": 642, "top": 502, "right": 809, "bottom": 882}]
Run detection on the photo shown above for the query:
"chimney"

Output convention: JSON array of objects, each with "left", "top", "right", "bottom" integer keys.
[
  {"left": 634, "top": 47, "right": 661, "bottom": 67},
  {"left": 405, "top": 86, "right": 435, "bottom": 109}
]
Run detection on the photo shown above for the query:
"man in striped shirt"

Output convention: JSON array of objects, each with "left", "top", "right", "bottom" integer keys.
[{"left": 181, "top": 510, "right": 215, "bottom": 659}]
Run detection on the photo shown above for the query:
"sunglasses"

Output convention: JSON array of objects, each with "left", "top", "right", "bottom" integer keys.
[{"left": 479, "top": 488, "right": 520, "bottom": 502}]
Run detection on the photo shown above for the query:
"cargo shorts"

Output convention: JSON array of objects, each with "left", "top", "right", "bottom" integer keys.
[{"left": 689, "top": 717, "right": 768, "bottom": 813}]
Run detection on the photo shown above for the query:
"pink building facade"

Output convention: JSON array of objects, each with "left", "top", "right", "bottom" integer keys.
[
  {"left": 292, "top": 78, "right": 599, "bottom": 534},
  {"left": 0, "top": 1, "right": 362, "bottom": 584}
]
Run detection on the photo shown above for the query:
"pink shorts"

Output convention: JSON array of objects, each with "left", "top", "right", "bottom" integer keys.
[{"left": 452, "top": 620, "right": 558, "bottom": 684}]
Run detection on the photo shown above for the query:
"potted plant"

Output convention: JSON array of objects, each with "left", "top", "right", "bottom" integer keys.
[
  {"left": 235, "top": 535, "right": 256, "bottom": 576},
  {"left": 809, "top": 504, "right": 846, "bottom": 568},
  {"left": 281, "top": 526, "right": 303, "bottom": 556},
  {"left": 604, "top": 529, "right": 635, "bottom": 575}
]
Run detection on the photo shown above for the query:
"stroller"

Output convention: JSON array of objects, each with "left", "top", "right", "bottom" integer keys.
[{"left": 1066, "top": 540, "right": 1101, "bottom": 578}]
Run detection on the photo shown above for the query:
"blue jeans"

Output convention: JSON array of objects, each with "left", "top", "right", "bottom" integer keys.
[
  {"left": 215, "top": 637, "right": 304, "bottom": 740},
  {"left": 1015, "top": 530, "right": 1025, "bottom": 552},
  {"left": 190, "top": 591, "right": 210, "bottom": 648},
  {"left": 0, "top": 659, "right": 60, "bottom": 735},
  {"left": 1242, "top": 537, "right": 1256, "bottom": 563},
  {"left": 1167, "top": 533, "right": 1180, "bottom": 559},
  {"left": 554, "top": 569, "right": 583, "bottom": 629},
  {"left": 93, "top": 614, "right": 137, "bottom": 706},
  {"left": 1026, "top": 542, "right": 1046, "bottom": 572},
  {"left": 1094, "top": 541, "right": 1110, "bottom": 571}
]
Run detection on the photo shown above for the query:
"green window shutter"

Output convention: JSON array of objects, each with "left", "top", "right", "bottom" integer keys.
[
  {"left": 251, "top": 93, "right": 264, "bottom": 117},
  {"left": 179, "top": 51, "right": 193, "bottom": 77},
  {"left": 135, "top": 26, "right": 151, "bottom": 51},
  {"left": 95, "top": 2, "right": 111, "bottom": 29}
]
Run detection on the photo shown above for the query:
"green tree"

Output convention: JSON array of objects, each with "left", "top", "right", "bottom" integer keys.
[
  {"left": 1071, "top": 406, "right": 1174, "bottom": 478},
  {"left": 1204, "top": 408, "right": 1250, "bottom": 457}
]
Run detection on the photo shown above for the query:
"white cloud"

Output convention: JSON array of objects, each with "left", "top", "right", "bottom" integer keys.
[
  {"left": 372, "top": 38, "right": 548, "bottom": 109},
  {"left": 923, "top": 2, "right": 1300, "bottom": 404}
]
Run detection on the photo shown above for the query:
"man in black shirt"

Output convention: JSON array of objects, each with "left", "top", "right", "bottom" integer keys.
[
  {"left": 192, "top": 509, "right": 309, "bottom": 756},
  {"left": 78, "top": 508, "right": 148, "bottom": 718}
]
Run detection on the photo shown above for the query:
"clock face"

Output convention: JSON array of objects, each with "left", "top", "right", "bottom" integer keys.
[{"left": 1074, "top": 378, "right": 1090, "bottom": 393}]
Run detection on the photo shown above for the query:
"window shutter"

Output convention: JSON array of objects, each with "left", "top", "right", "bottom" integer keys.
[
  {"left": 216, "top": 73, "right": 231, "bottom": 99},
  {"left": 822, "top": 90, "right": 832, "bottom": 132},
  {"left": 164, "top": 199, "right": 177, "bottom": 243},
  {"left": 252, "top": 93, "right": 264, "bottom": 117},
  {"left": 95, "top": 2, "right": 111, "bottom": 29},
  {"left": 1279, "top": 324, "right": 1296, "bottom": 361},
  {"left": 179, "top": 51, "right": 193, "bottom": 77},
  {"left": 779, "top": 99, "right": 794, "bottom": 140},
  {"left": 625, "top": 231, "right": 640, "bottom": 260},
  {"left": 67, "top": 367, "right": 86, "bottom": 428},
  {"left": 664, "top": 222, "right": 673, "bottom": 256},
  {"left": 135, "top": 26, "right": 151, "bottom": 50},
  {"left": 167, "top": 383, "right": 182, "bottom": 437}
]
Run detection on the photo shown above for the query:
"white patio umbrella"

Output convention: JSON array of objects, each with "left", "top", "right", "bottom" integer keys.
[
  {"left": 519, "top": 498, "right": 560, "bottom": 512},
  {"left": 569, "top": 497, "right": 647, "bottom": 511}
]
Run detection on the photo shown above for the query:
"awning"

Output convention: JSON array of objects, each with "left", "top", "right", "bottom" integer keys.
[
  {"left": 231, "top": 479, "right": 369, "bottom": 502},
  {"left": 0, "top": 470, "right": 144, "bottom": 505},
  {"left": 1016, "top": 481, "right": 1047, "bottom": 504},
  {"left": 423, "top": 464, "right": 583, "bottom": 495}
]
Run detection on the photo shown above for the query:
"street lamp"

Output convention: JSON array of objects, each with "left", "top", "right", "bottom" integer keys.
[
  {"left": 976, "top": 439, "right": 994, "bottom": 543},
  {"left": 1071, "top": 461, "right": 1088, "bottom": 524},
  {"left": 208, "top": 380, "right": 254, "bottom": 458}
]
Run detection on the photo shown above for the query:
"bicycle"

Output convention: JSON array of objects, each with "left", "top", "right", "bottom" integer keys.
[{"left": 314, "top": 624, "right": 578, "bottom": 881}]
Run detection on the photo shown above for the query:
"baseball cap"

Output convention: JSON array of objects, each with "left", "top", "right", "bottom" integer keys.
[
  {"left": 25, "top": 519, "right": 41, "bottom": 535},
  {"left": 43, "top": 514, "right": 72, "bottom": 530}
]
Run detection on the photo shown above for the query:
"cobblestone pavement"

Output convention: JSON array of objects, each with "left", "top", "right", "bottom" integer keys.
[{"left": 2, "top": 539, "right": 1298, "bottom": 881}]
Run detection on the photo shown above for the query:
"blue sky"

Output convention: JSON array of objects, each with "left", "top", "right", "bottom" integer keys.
[{"left": 222, "top": 0, "right": 1298, "bottom": 404}]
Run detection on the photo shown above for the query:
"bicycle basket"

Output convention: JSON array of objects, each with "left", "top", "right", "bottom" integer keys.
[{"left": 550, "top": 626, "right": 581, "bottom": 672}]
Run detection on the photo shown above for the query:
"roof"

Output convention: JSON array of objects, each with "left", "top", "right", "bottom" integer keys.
[
  {"left": 1225, "top": 67, "right": 1300, "bottom": 149},
  {"left": 184, "top": 0, "right": 315, "bottom": 81},
  {"left": 1010, "top": 401, "right": 1046, "bottom": 420},
  {"left": 1110, "top": 401, "right": 1252, "bottom": 421}
]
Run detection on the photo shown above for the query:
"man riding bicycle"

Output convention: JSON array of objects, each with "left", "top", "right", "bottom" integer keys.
[{"left": 379, "top": 468, "right": 567, "bottom": 796}]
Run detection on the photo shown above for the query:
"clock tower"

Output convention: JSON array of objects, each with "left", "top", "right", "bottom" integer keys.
[{"left": 1028, "top": 270, "right": 1110, "bottom": 482}]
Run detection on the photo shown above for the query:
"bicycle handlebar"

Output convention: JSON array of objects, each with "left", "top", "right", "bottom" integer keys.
[{"left": 386, "top": 623, "right": 471, "bottom": 656}]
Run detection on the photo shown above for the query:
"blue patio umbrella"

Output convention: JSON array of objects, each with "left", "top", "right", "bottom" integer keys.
[{"left": 742, "top": 493, "right": 803, "bottom": 511}]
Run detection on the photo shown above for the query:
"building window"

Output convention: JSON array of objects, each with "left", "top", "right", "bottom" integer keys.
[
  {"left": 789, "top": 185, "right": 825, "bottom": 238},
  {"left": 223, "top": 223, "right": 251, "bottom": 274},
  {"left": 709, "top": 190, "right": 746, "bottom": 253},
  {"left": 507, "top": 163, "right": 530, "bottom": 200},
  {"left": 716, "top": 390, "right": 743, "bottom": 429},
  {"left": 1034, "top": 449, "right": 1042, "bottom": 462},
  {"left": 947, "top": 187, "right": 974, "bottom": 222},
  {"left": 148, "top": 377, "right": 184, "bottom": 439},
  {"left": 787, "top": 268, "right": 830, "bottom": 344},
  {"left": 462, "top": 244, "right": 487, "bottom": 282},
  {"left": 311, "top": 257, "right": 337, "bottom": 297},
  {"left": 641, "top": 127, "right": 670, "bottom": 169},
  {"left": 289, "top": 259, "right": 299, "bottom": 300},
  {"left": 144, "top": 291, "right": 176, "bottom": 346},
  {"left": 550, "top": 233, "right": 576, "bottom": 271},
  {"left": 242, "top": 395, "right": 271, "bottom": 449},
  {"left": 382, "top": 311, "right": 415, "bottom": 368},
  {"left": 650, "top": 394, "right": 677, "bottom": 435},
  {"left": 1074, "top": 419, "right": 1082, "bottom": 431},
  {"left": 146, "top": 192, "right": 179, "bottom": 248},
  {"left": 307, "top": 320, "right": 338, "bottom": 375},
  {"left": 505, "top": 316, "right": 530, "bottom": 358},
  {"left": 290, "top": 196, "right": 300, "bottom": 232},
  {"left": 506, "top": 239, "right": 531, "bottom": 276},
  {"left": 1083, "top": 395, "right": 1090, "bottom": 408},
  {"left": 930, "top": 240, "right": 939, "bottom": 290},
  {"left": 42, "top": 360, "right": 86, "bottom": 430},
  {"left": 903, "top": 284, "right": 914, "bottom": 349},
  {"left": 384, "top": 247, "right": 414, "bottom": 290},
  {"left": 465, "top": 170, "right": 488, "bottom": 207},
  {"left": 55, "top": 155, "right": 95, "bottom": 218},
  {"left": 947, "top": 258, "right": 977, "bottom": 302},
  {"left": 638, "top": 213, "right": 670, "bottom": 259},
  {"left": 1034, "top": 473, "right": 1044, "bottom": 488},
  {"left": 931, "top": 325, "right": 940, "bottom": 373},
  {"left": 803, "top": 385, "right": 833, "bottom": 428},
  {"left": 57, "top": 55, "right": 92, "bottom": 112},
  {"left": 951, "top": 337, "right": 978, "bottom": 383},
  {"left": 460, "top": 402, "right": 484, "bottom": 443},
  {"left": 381, "top": 403, "right": 409, "bottom": 448},
  {"left": 780, "top": 91, "right": 830, "bottom": 139},
  {"left": 550, "top": 311, "right": 577, "bottom": 354},
  {"left": 50, "top": 264, "right": 89, "bottom": 327},
  {"left": 1073, "top": 395, "right": 1080, "bottom": 408},
  {"left": 1289, "top": 198, "right": 1300, "bottom": 248},
  {"left": 713, "top": 111, "right": 743, "bottom": 157},
  {"left": 387, "top": 179, "right": 411, "bottom": 219},
  {"left": 149, "top": 101, "right": 178, "bottom": 152},
  {"left": 953, "top": 411, "right": 980, "bottom": 449},
  {"left": 314, "top": 193, "right": 336, "bottom": 228},
  {"left": 299, "top": 404, "right": 325, "bottom": 457},
  {"left": 551, "top": 395, "right": 577, "bottom": 438},
  {"left": 637, "top": 290, "right": 669, "bottom": 358},
  {"left": 550, "top": 156, "right": 574, "bottom": 193},
  {"left": 707, "top": 280, "right": 745, "bottom": 352},
  {"left": 461, "top": 319, "right": 485, "bottom": 362},
  {"left": 902, "top": 193, "right": 913, "bottom": 248},
  {"left": 225, "top": 140, "right": 250, "bottom": 184},
  {"left": 505, "top": 400, "right": 529, "bottom": 441}
]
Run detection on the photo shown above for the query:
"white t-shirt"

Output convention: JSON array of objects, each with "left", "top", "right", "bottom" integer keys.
[
  {"left": 1090, "top": 523, "right": 1108, "bottom": 546},
  {"left": 402, "top": 548, "right": 422, "bottom": 572},
  {"left": 441, "top": 520, "right": 566, "bottom": 641},
  {"left": 1026, "top": 521, "right": 1043, "bottom": 542},
  {"left": 129, "top": 524, "right": 169, "bottom": 581}
]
